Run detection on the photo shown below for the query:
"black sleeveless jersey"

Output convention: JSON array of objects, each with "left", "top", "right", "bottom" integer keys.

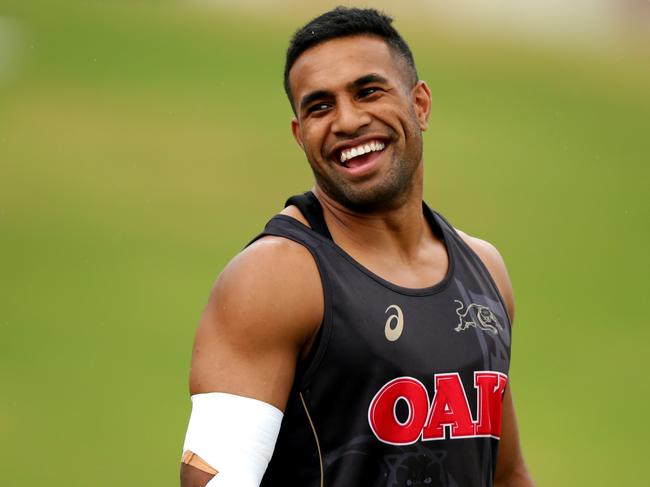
[{"left": 256, "top": 192, "right": 512, "bottom": 487}]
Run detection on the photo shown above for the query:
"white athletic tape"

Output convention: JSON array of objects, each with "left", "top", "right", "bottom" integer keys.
[{"left": 183, "top": 392, "right": 283, "bottom": 487}]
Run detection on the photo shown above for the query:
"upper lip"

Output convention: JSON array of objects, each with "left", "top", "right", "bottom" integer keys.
[{"left": 327, "top": 135, "right": 389, "bottom": 162}]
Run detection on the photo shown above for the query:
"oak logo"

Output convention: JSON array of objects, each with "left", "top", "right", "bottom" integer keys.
[
  {"left": 368, "top": 372, "right": 507, "bottom": 445},
  {"left": 384, "top": 305, "right": 404, "bottom": 342},
  {"left": 454, "top": 300, "right": 503, "bottom": 335}
]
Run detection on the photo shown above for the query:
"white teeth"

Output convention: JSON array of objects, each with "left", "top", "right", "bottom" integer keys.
[{"left": 338, "top": 140, "right": 386, "bottom": 164}]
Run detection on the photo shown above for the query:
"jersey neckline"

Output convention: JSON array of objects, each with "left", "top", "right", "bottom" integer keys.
[{"left": 273, "top": 205, "right": 455, "bottom": 297}]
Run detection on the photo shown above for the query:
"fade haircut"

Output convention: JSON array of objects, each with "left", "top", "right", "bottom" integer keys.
[{"left": 284, "top": 7, "right": 419, "bottom": 112}]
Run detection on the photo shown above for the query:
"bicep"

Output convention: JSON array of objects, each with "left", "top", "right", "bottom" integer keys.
[
  {"left": 495, "top": 385, "right": 535, "bottom": 486},
  {"left": 189, "top": 237, "right": 323, "bottom": 410},
  {"left": 495, "top": 386, "right": 522, "bottom": 476},
  {"left": 180, "top": 240, "right": 322, "bottom": 486}
]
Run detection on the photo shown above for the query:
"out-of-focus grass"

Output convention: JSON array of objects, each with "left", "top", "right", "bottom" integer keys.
[{"left": 1, "top": 1, "right": 648, "bottom": 485}]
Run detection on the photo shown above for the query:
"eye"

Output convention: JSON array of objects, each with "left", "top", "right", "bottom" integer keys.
[
  {"left": 306, "top": 103, "right": 331, "bottom": 115},
  {"left": 358, "top": 87, "right": 381, "bottom": 98},
  {"left": 424, "top": 478, "right": 432, "bottom": 484}
]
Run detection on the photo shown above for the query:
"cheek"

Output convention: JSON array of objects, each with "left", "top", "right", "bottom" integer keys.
[
  {"left": 301, "top": 123, "right": 326, "bottom": 153},
  {"left": 401, "top": 107, "right": 423, "bottom": 141},
  {"left": 376, "top": 104, "right": 416, "bottom": 137}
]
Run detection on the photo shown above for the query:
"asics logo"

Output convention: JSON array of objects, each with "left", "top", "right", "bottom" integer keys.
[{"left": 384, "top": 304, "right": 404, "bottom": 341}]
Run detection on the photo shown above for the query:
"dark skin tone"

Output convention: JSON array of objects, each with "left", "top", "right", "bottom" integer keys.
[
  {"left": 182, "top": 35, "right": 534, "bottom": 486},
  {"left": 181, "top": 464, "right": 213, "bottom": 487}
]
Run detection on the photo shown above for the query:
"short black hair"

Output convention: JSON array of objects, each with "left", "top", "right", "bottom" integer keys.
[{"left": 284, "top": 7, "right": 419, "bottom": 111}]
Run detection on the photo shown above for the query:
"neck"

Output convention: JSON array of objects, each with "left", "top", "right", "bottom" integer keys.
[{"left": 314, "top": 171, "right": 430, "bottom": 261}]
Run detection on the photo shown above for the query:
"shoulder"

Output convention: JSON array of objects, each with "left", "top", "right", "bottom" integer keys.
[
  {"left": 455, "top": 229, "right": 515, "bottom": 323},
  {"left": 279, "top": 204, "right": 311, "bottom": 227},
  {"left": 190, "top": 235, "right": 323, "bottom": 401},
  {"left": 221, "top": 234, "right": 317, "bottom": 289},
  {"left": 207, "top": 234, "right": 323, "bottom": 346}
]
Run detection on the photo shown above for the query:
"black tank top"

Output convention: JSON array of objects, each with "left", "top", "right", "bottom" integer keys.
[{"left": 257, "top": 192, "right": 511, "bottom": 487}]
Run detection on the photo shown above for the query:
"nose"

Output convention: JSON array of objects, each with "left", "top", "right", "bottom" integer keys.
[{"left": 331, "top": 97, "right": 371, "bottom": 135}]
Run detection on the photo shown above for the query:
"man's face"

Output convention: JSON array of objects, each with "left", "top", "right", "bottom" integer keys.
[{"left": 289, "top": 35, "right": 431, "bottom": 211}]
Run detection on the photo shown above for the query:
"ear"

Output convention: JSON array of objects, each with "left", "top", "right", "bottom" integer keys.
[
  {"left": 411, "top": 80, "right": 432, "bottom": 131},
  {"left": 291, "top": 117, "right": 304, "bottom": 150}
]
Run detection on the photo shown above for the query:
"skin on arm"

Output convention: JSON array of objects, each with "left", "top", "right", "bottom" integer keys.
[
  {"left": 180, "top": 236, "right": 323, "bottom": 486},
  {"left": 460, "top": 232, "right": 535, "bottom": 487}
]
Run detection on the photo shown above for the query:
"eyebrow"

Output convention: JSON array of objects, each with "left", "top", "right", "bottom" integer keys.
[
  {"left": 299, "top": 90, "right": 331, "bottom": 113},
  {"left": 298, "top": 73, "right": 390, "bottom": 113},
  {"left": 349, "top": 73, "right": 389, "bottom": 89}
]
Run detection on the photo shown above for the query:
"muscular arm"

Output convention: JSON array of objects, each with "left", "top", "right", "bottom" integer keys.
[
  {"left": 460, "top": 232, "right": 535, "bottom": 487},
  {"left": 181, "top": 237, "right": 323, "bottom": 486}
]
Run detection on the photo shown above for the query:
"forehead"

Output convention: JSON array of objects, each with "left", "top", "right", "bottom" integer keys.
[{"left": 289, "top": 35, "right": 405, "bottom": 100}]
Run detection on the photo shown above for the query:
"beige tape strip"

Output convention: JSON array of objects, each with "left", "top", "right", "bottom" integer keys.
[{"left": 181, "top": 450, "right": 219, "bottom": 476}]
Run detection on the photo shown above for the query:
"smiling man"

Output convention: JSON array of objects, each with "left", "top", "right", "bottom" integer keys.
[{"left": 181, "top": 7, "right": 534, "bottom": 487}]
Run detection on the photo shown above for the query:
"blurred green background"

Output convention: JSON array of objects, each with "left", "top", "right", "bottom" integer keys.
[{"left": 1, "top": 0, "right": 648, "bottom": 485}]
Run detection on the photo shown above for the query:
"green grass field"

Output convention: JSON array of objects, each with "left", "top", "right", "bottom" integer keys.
[{"left": 1, "top": 1, "right": 649, "bottom": 485}]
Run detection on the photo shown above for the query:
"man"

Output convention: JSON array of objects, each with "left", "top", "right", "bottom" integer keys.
[{"left": 181, "top": 7, "right": 534, "bottom": 487}]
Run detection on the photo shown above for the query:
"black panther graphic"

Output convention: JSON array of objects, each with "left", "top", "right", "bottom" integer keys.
[
  {"left": 453, "top": 300, "right": 503, "bottom": 335},
  {"left": 383, "top": 445, "right": 457, "bottom": 487},
  {"left": 324, "top": 437, "right": 458, "bottom": 487}
]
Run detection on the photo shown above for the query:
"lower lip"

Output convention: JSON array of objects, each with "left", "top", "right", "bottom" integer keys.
[{"left": 338, "top": 147, "right": 386, "bottom": 178}]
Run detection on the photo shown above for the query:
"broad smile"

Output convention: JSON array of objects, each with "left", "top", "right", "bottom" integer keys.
[
  {"left": 328, "top": 136, "right": 390, "bottom": 177},
  {"left": 339, "top": 140, "right": 386, "bottom": 165}
]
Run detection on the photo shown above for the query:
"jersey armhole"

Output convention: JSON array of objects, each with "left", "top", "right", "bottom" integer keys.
[
  {"left": 464, "top": 244, "right": 513, "bottom": 328},
  {"left": 432, "top": 210, "right": 513, "bottom": 330}
]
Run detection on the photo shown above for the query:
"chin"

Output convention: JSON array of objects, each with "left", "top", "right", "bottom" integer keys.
[{"left": 327, "top": 180, "right": 412, "bottom": 213}]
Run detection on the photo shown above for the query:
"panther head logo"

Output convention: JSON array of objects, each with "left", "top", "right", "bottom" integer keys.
[
  {"left": 454, "top": 300, "right": 503, "bottom": 335},
  {"left": 392, "top": 452, "right": 444, "bottom": 486},
  {"left": 384, "top": 446, "right": 456, "bottom": 487},
  {"left": 324, "top": 438, "right": 458, "bottom": 487}
]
